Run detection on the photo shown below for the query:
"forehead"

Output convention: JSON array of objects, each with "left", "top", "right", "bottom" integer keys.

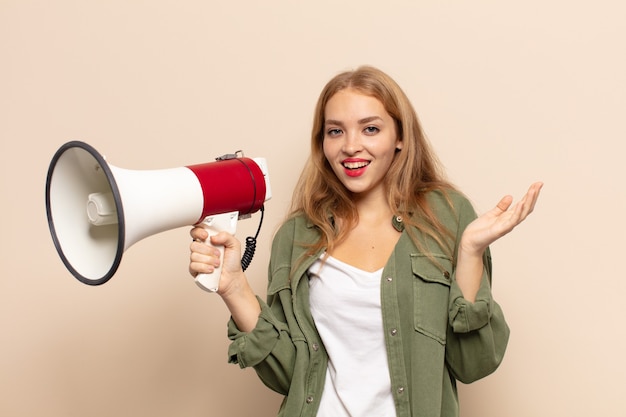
[{"left": 324, "top": 89, "right": 389, "bottom": 122}]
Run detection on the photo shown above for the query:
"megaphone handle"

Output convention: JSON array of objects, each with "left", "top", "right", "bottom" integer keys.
[{"left": 194, "top": 211, "right": 239, "bottom": 293}]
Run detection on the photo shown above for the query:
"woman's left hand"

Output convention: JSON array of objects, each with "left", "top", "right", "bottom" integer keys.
[{"left": 460, "top": 181, "right": 543, "bottom": 255}]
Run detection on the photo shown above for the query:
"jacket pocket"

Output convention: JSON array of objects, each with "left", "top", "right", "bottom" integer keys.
[{"left": 411, "top": 254, "right": 452, "bottom": 344}]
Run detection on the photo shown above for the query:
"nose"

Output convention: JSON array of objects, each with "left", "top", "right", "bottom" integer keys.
[{"left": 342, "top": 130, "right": 362, "bottom": 155}]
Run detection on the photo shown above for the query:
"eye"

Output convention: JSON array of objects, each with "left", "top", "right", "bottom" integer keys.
[
  {"left": 364, "top": 126, "right": 379, "bottom": 135},
  {"left": 326, "top": 128, "right": 343, "bottom": 137}
]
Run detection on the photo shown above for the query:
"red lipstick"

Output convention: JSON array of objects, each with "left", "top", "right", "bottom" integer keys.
[{"left": 342, "top": 158, "right": 370, "bottom": 177}]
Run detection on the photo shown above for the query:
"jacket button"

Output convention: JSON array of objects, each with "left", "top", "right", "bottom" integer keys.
[
  {"left": 392, "top": 216, "right": 405, "bottom": 231},
  {"left": 386, "top": 276, "right": 393, "bottom": 282},
  {"left": 390, "top": 328, "right": 398, "bottom": 336},
  {"left": 443, "top": 271, "right": 450, "bottom": 279},
  {"left": 312, "top": 343, "right": 319, "bottom": 351},
  {"left": 397, "top": 386, "right": 405, "bottom": 394},
  {"left": 306, "top": 396, "right": 314, "bottom": 404}
]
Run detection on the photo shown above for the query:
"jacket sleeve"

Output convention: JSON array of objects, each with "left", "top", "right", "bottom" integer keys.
[
  {"left": 226, "top": 220, "right": 301, "bottom": 395},
  {"left": 444, "top": 194, "right": 510, "bottom": 384}
]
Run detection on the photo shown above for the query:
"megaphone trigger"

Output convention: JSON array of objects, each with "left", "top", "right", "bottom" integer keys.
[{"left": 194, "top": 211, "right": 239, "bottom": 292}]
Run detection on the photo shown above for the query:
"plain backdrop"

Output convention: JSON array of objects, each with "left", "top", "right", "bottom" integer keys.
[{"left": 1, "top": 1, "right": 625, "bottom": 416}]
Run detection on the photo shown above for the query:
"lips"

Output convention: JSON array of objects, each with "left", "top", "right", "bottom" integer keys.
[{"left": 341, "top": 159, "right": 370, "bottom": 177}]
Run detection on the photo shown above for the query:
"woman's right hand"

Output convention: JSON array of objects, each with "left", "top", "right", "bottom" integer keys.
[
  {"left": 189, "top": 227, "right": 261, "bottom": 331},
  {"left": 189, "top": 226, "right": 244, "bottom": 294}
]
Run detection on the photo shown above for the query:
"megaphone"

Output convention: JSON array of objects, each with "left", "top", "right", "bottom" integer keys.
[{"left": 45, "top": 141, "right": 271, "bottom": 292}]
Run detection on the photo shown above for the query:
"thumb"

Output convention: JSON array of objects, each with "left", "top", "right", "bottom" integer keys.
[
  {"left": 209, "top": 231, "right": 240, "bottom": 249},
  {"left": 495, "top": 195, "right": 514, "bottom": 212}
]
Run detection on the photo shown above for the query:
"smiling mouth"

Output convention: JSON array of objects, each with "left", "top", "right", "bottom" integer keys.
[{"left": 342, "top": 161, "right": 370, "bottom": 170}]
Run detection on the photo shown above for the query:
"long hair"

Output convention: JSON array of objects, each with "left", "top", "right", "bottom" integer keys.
[{"left": 289, "top": 66, "right": 457, "bottom": 258}]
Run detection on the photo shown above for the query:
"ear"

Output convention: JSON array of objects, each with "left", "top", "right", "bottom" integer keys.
[{"left": 395, "top": 139, "right": 404, "bottom": 151}]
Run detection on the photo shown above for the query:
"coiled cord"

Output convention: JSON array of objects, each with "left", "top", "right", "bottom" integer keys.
[{"left": 241, "top": 206, "right": 264, "bottom": 271}]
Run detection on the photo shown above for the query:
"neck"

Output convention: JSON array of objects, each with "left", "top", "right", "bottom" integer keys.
[{"left": 352, "top": 191, "right": 394, "bottom": 225}]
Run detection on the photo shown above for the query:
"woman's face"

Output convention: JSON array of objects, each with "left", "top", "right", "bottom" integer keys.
[{"left": 322, "top": 88, "right": 402, "bottom": 199}]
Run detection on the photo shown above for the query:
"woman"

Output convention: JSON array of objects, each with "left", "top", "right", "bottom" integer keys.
[{"left": 189, "top": 66, "right": 542, "bottom": 417}]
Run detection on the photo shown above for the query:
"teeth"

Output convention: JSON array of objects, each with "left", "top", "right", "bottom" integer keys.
[{"left": 343, "top": 161, "right": 369, "bottom": 169}]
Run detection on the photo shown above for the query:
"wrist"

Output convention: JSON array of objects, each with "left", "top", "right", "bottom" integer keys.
[
  {"left": 218, "top": 271, "right": 250, "bottom": 300},
  {"left": 219, "top": 276, "right": 261, "bottom": 333},
  {"left": 456, "top": 240, "right": 486, "bottom": 304},
  {"left": 458, "top": 242, "right": 484, "bottom": 260}
]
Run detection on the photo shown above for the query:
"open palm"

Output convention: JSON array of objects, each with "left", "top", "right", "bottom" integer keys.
[{"left": 461, "top": 182, "right": 543, "bottom": 255}]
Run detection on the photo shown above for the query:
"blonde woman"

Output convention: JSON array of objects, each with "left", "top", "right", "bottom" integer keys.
[{"left": 189, "top": 66, "right": 542, "bottom": 417}]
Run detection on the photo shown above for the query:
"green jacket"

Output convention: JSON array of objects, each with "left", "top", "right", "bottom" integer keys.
[{"left": 227, "top": 190, "right": 509, "bottom": 417}]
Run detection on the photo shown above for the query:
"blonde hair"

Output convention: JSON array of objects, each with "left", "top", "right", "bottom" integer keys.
[{"left": 289, "top": 66, "right": 457, "bottom": 258}]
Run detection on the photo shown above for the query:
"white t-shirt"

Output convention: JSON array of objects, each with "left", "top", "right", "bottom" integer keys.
[{"left": 308, "top": 255, "right": 396, "bottom": 417}]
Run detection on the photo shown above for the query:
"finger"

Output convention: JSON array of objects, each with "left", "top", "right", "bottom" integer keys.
[
  {"left": 190, "top": 226, "right": 209, "bottom": 241},
  {"left": 209, "top": 231, "right": 240, "bottom": 250},
  {"left": 518, "top": 182, "right": 544, "bottom": 218},
  {"left": 189, "top": 251, "right": 220, "bottom": 272},
  {"left": 190, "top": 240, "right": 220, "bottom": 258},
  {"left": 526, "top": 182, "right": 543, "bottom": 211},
  {"left": 189, "top": 260, "right": 217, "bottom": 277},
  {"left": 504, "top": 182, "right": 544, "bottom": 228},
  {"left": 495, "top": 195, "right": 514, "bottom": 213}
]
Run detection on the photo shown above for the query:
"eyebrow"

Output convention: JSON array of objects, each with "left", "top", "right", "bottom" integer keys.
[{"left": 325, "top": 116, "right": 384, "bottom": 126}]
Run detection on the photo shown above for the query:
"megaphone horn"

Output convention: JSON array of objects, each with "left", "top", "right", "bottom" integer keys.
[{"left": 45, "top": 141, "right": 271, "bottom": 288}]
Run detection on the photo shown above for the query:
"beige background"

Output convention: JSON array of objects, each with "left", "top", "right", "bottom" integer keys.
[{"left": 1, "top": 1, "right": 624, "bottom": 416}]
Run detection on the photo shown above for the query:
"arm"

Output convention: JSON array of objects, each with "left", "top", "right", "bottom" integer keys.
[
  {"left": 189, "top": 227, "right": 260, "bottom": 332},
  {"left": 455, "top": 182, "right": 543, "bottom": 302},
  {"left": 190, "top": 220, "right": 304, "bottom": 395},
  {"left": 445, "top": 182, "right": 543, "bottom": 382}
]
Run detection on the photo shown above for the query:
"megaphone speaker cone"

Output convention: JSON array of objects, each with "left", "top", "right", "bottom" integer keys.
[{"left": 45, "top": 141, "right": 125, "bottom": 285}]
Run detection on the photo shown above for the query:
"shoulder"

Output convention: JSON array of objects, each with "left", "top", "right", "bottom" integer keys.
[
  {"left": 269, "top": 214, "right": 323, "bottom": 284},
  {"left": 273, "top": 214, "right": 314, "bottom": 241},
  {"left": 271, "top": 214, "right": 321, "bottom": 255}
]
